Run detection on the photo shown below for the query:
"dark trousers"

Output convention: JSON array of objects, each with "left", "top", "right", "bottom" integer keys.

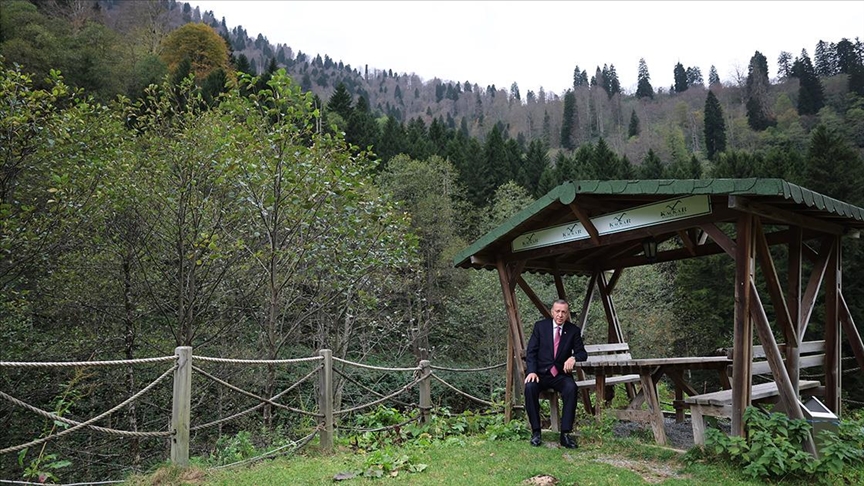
[{"left": 524, "top": 374, "right": 578, "bottom": 433}]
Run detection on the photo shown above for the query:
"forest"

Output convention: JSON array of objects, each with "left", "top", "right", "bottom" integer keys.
[{"left": 1, "top": 0, "right": 864, "bottom": 481}]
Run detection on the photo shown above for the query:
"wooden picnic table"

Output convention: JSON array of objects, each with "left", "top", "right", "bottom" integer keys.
[{"left": 574, "top": 356, "right": 732, "bottom": 446}]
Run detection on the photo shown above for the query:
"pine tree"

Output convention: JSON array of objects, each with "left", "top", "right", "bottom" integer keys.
[
  {"left": 628, "top": 109, "right": 640, "bottom": 138},
  {"left": 835, "top": 38, "right": 859, "bottom": 74},
  {"left": 703, "top": 90, "right": 727, "bottom": 160},
  {"left": 327, "top": 82, "right": 353, "bottom": 121},
  {"left": 708, "top": 65, "right": 721, "bottom": 86},
  {"left": 777, "top": 51, "right": 793, "bottom": 79},
  {"left": 560, "top": 90, "right": 577, "bottom": 150},
  {"left": 814, "top": 40, "right": 833, "bottom": 76},
  {"left": 640, "top": 149, "right": 665, "bottom": 179},
  {"left": 745, "top": 51, "right": 776, "bottom": 131},
  {"left": 806, "top": 124, "right": 864, "bottom": 205},
  {"left": 636, "top": 58, "right": 654, "bottom": 99},
  {"left": 686, "top": 66, "right": 704, "bottom": 88},
  {"left": 791, "top": 50, "right": 824, "bottom": 116},
  {"left": 520, "top": 139, "right": 549, "bottom": 194},
  {"left": 674, "top": 62, "right": 688, "bottom": 92},
  {"left": 607, "top": 64, "right": 621, "bottom": 98}
]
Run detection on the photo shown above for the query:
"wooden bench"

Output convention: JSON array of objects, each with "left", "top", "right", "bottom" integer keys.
[
  {"left": 542, "top": 342, "right": 642, "bottom": 432},
  {"left": 685, "top": 340, "right": 825, "bottom": 445}
]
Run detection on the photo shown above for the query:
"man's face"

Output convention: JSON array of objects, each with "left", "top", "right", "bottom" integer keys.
[{"left": 551, "top": 302, "right": 569, "bottom": 326}]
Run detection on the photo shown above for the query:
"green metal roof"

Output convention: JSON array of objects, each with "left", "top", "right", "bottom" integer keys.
[{"left": 453, "top": 178, "right": 864, "bottom": 271}]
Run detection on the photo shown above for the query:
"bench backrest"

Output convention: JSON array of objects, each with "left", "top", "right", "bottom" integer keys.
[
  {"left": 584, "top": 342, "right": 632, "bottom": 363},
  {"left": 726, "top": 340, "right": 825, "bottom": 376}
]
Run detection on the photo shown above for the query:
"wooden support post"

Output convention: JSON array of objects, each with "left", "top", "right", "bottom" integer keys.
[
  {"left": 731, "top": 213, "right": 754, "bottom": 439},
  {"left": 787, "top": 227, "right": 802, "bottom": 389},
  {"left": 497, "top": 258, "right": 527, "bottom": 422},
  {"left": 318, "top": 349, "right": 334, "bottom": 451},
  {"left": 505, "top": 337, "right": 514, "bottom": 422},
  {"left": 840, "top": 294, "right": 864, "bottom": 379},
  {"left": 825, "top": 237, "right": 841, "bottom": 413},
  {"left": 170, "top": 346, "right": 192, "bottom": 467},
  {"left": 750, "top": 285, "right": 817, "bottom": 455},
  {"left": 418, "top": 360, "right": 431, "bottom": 423}
]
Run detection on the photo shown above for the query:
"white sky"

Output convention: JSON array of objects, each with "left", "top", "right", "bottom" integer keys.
[{"left": 192, "top": 1, "right": 864, "bottom": 96}]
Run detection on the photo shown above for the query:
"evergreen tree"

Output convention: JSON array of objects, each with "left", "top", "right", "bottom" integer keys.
[
  {"left": 628, "top": 109, "right": 640, "bottom": 138},
  {"left": 346, "top": 96, "right": 379, "bottom": 153},
  {"left": 777, "top": 51, "right": 793, "bottom": 79},
  {"left": 536, "top": 166, "right": 558, "bottom": 197},
  {"left": 686, "top": 66, "right": 704, "bottom": 88},
  {"left": 510, "top": 82, "right": 521, "bottom": 102},
  {"left": 607, "top": 64, "right": 621, "bottom": 98},
  {"left": 636, "top": 58, "right": 654, "bottom": 99},
  {"left": 814, "top": 40, "right": 834, "bottom": 76},
  {"left": 703, "top": 90, "right": 727, "bottom": 160},
  {"left": 791, "top": 50, "right": 824, "bottom": 116},
  {"left": 592, "top": 138, "right": 619, "bottom": 179},
  {"left": 377, "top": 115, "right": 406, "bottom": 165},
  {"left": 806, "top": 124, "right": 864, "bottom": 205},
  {"left": 640, "top": 149, "right": 665, "bottom": 178},
  {"left": 835, "top": 38, "right": 859, "bottom": 74},
  {"left": 519, "top": 139, "right": 549, "bottom": 195},
  {"left": 674, "top": 62, "right": 688, "bottom": 92},
  {"left": 745, "top": 51, "right": 776, "bottom": 131},
  {"left": 560, "top": 90, "right": 577, "bottom": 150},
  {"left": 327, "top": 82, "right": 353, "bottom": 120},
  {"left": 849, "top": 59, "right": 864, "bottom": 96},
  {"left": 708, "top": 65, "right": 721, "bottom": 86}
]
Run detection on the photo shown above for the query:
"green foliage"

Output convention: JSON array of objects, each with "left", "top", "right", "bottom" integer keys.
[
  {"left": 696, "top": 407, "right": 864, "bottom": 484},
  {"left": 359, "top": 447, "right": 428, "bottom": 478},
  {"left": 704, "top": 90, "right": 726, "bottom": 159}
]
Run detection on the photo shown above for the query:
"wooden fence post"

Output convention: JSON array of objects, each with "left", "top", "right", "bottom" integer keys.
[
  {"left": 318, "top": 349, "right": 333, "bottom": 451},
  {"left": 418, "top": 360, "right": 431, "bottom": 423},
  {"left": 170, "top": 346, "right": 192, "bottom": 466}
]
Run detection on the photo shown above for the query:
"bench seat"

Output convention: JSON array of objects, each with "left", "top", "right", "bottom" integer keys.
[
  {"left": 540, "top": 342, "right": 642, "bottom": 432},
  {"left": 685, "top": 340, "right": 826, "bottom": 445}
]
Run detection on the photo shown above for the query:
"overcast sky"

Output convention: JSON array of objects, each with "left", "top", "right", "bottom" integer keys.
[{"left": 191, "top": 1, "right": 864, "bottom": 96}]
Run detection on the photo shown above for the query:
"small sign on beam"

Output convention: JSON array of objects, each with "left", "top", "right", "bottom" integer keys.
[{"left": 512, "top": 195, "right": 712, "bottom": 252}]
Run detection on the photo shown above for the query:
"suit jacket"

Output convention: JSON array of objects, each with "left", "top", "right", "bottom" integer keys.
[{"left": 525, "top": 318, "right": 588, "bottom": 376}]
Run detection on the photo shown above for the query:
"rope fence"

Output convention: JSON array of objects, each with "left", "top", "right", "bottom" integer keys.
[{"left": 0, "top": 348, "right": 507, "bottom": 479}]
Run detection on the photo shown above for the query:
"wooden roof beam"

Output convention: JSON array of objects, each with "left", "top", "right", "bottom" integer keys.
[
  {"left": 728, "top": 195, "right": 845, "bottom": 235},
  {"left": 569, "top": 202, "right": 601, "bottom": 245}
]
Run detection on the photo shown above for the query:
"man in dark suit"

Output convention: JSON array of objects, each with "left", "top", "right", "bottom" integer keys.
[{"left": 524, "top": 299, "right": 588, "bottom": 448}]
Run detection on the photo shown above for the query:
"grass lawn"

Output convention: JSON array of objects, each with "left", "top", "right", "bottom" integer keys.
[{"left": 132, "top": 431, "right": 772, "bottom": 486}]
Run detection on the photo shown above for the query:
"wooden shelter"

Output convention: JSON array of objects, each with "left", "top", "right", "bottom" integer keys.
[{"left": 453, "top": 179, "right": 864, "bottom": 441}]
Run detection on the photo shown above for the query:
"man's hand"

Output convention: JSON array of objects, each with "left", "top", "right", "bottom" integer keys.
[
  {"left": 563, "top": 357, "right": 576, "bottom": 373},
  {"left": 524, "top": 372, "right": 539, "bottom": 384}
]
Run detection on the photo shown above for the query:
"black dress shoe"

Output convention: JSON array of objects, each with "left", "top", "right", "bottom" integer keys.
[
  {"left": 560, "top": 433, "right": 578, "bottom": 449},
  {"left": 530, "top": 431, "right": 542, "bottom": 447}
]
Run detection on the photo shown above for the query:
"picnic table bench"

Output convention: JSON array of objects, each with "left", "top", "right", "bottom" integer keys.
[
  {"left": 541, "top": 342, "right": 641, "bottom": 432},
  {"left": 685, "top": 340, "right": 825, "bottom": 445}
]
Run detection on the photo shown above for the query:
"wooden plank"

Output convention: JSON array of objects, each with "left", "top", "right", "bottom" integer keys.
[
  {"left": 701, "top": 223, "right": 736, "bottom": 256},
  {"left": 516, "top": 275, "right": 551, "bottom": 319},
  {"left": 753, "top": 219, "right": 795, "bottom": 344},
  {"left": 731, "top": 212, "right": 753, "bottom": 438},
  {"left": 825, "top": 236, "right": 840, "bottom": 413},
  {"left": 584, "top": 343, "right": 632, "bottom": 353},
  {"left": 740, "top": 340, "right": 825, "bottom": 359},
  {"left": 678, "top": 229, "right": 698, "bottom": 256},
  {"left": 553, "top": 269, "right": 567, "bottom": 301},
  {"left": 496, "top": 259, "right": 526, "bottom": 381},
  {"left": 787, "top": 227, "right": 802, "bottom": 387},
  {"left": 569, "top": 202, "right": 601, "bottom": 245},
  {"left": 840, "top": 294, "right": 864, "bottom": 381},
  {"left": 800, "top": 237, "right": 834, "bottom": 337},
  {"left": 728, "top": 195, "right": 845, "bottom": 235},
  {"left": 598, "top": 271, "right": 624, "bottom": 344},
  {"left": 751, "top": 280, "right": 816, "bottom": 455},
  {"left": 575, "top": 273, "right": 596, "bottom": 337}
]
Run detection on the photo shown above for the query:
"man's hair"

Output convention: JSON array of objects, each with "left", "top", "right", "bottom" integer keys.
[{"left": 551, "top": 299, "right": 569, "bottom": 307}]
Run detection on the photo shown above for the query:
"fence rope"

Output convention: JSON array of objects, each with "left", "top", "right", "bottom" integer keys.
[
  {"left": 430, "top": 362, "right": 506, "bottom": 372},
  {"left": 0, "top": 364, "right": 177, "bottom": 455},
  {"left": 0, "top": 390, "right": 172, "bottom": 438},
  {"left": 0, "top": 481, "right": 125, "bottom": 486},
  {"left": 191, "top": 365, "right": 323, "bottom": 431},
  {"left": 0, "top": 356, "right": 176, "bottom": 368},
  {"left": 192, "top": 355, "right": 323, "bottom": 365},
  {"left": 429, "top": 373, "right": 500, "bottom": 409},
  {"left": 335, "top": 376, "right": 425, "bottom": 416},
  {"left": 332, "top": 357, "right": 420, "bottom": 372},
  {"left": 192, "top": 365, "right": 321, "bottom": 418},
  {"left": 333, "top": 367, "right": 415, "bottom": 408},
  {"left": 209, "top": 426, "right": 320, "bottom": 470},
  {"left": 340, "top": 414, "right": 423, "bottom": 434}
]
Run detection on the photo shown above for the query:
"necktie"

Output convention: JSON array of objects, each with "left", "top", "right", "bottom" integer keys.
[{"left": 551, "top": 326, "right": 561, "bottom": 377}]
